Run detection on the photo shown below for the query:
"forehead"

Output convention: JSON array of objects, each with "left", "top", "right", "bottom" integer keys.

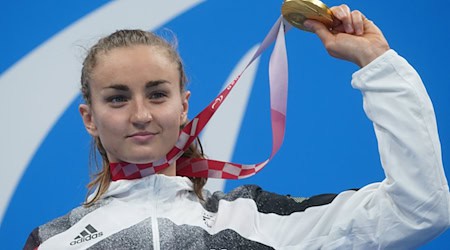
[
  {"left": 91, "top": 45, "right": 179, "bottom": 86},
  {"left": 96, "top": 45, "right": 177, "bottom": 72}
]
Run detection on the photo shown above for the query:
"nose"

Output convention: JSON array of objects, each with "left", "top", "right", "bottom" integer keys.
[{"left": 130, "top": 98, "right": 152, "bottom": 126}]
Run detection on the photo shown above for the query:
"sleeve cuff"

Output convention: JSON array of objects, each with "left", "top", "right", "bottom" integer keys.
[{"left": 351, "top": 49, "right": 399, "bottom": 89}]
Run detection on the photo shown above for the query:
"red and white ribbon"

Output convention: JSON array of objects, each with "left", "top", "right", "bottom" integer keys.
[{"left": 111, "top": 17, "right": 291, "bottom": 181}]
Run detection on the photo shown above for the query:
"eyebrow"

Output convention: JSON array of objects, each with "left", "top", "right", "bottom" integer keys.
[
  {"left": 145, "top": 80, "right": 170, "bottom": 89},
  {"left": 103, "top": 80, "right": 170, "bottom": 91},
  {"left": 104, "top": 84, "right": 129, "bottom": 91}
]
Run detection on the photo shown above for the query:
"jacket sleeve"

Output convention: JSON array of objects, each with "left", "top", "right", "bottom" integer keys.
[
  {"left": 255, "top": 50, "right": 450, "bottom": 250},
  {"left": 326, "top": 49, "right": 450, "bottom": 248},
  {"left": 23, "top": 227, "right": 40, "bottom": 250}
]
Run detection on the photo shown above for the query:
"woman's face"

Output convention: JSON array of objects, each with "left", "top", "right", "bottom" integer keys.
[{"left": 79, "top": 45, "right": 189, "bottom": 166}]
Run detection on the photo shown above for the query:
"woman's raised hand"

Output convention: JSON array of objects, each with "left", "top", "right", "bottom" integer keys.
[{"left": 304, "top": 4, "right": 390, "bottom": 67}]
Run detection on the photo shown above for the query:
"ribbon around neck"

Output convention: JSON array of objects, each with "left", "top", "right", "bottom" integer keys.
[{"left": 110, "top": 17, "right": 292, "bottom": 181}]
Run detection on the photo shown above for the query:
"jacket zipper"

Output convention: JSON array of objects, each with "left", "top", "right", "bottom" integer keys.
[{"left": 152, "top": 177, "right": 161, "bottom": 250}]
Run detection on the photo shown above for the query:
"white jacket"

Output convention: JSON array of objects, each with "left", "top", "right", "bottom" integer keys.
[{"left": 25, "top": 50, "right": 450, "bottom": 249}]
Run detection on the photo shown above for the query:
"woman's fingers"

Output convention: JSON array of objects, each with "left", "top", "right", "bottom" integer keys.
[
  {"left": 330, "top": 5, "right": 353, "bottom": 33},
  {"left": 304, "top": 19, "right": 333, "bottom": 46},
  {"left": 351, "top": 10, "right": 365, "bottom": 35},
  {"left": 330, "top": 5, "right": 366, "bottom": 35}
]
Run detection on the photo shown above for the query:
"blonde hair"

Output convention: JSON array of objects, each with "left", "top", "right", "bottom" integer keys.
[{"left": 81, "top": 29, "right": 207, "bottom": 206}]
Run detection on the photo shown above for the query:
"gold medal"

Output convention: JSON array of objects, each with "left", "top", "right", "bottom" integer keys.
[{"left": 281, "top": 0, "right": 334, "bottom": 31}]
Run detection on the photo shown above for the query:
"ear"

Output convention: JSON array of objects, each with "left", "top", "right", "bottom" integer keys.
[
  {"left": 180, "top": 91, "right": 190, "bottom": 124},
  {"left": 79, "top": 104, "right": 99, "bottom": 137}
]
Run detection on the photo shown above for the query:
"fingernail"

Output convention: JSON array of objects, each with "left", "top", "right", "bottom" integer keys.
[
  {"left": 334, "top": 10, "right": 344, "bottom": 19},
  {"left": 346, "top": 24, "right": 354, "bottom": 33},
  {"left": 303, "top": 20, "right": 313, "bottom": 30},
  {"left": 356, "top": 28, "right": 363, "bottom": 35}
]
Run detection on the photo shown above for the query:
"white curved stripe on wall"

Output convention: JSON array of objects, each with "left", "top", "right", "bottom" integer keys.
[
  {"left": 202, "top": 45, "right": 261, "bottom": 192},
  {"left": 0, "top": 0, "right": 203, "bottom": 225}
]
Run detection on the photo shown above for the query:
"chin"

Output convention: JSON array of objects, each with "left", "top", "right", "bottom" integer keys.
[
  {"left": 114, "top": 148, "right": 169, "bottom": 164},
  {"left": 124, "top": 154, "right": 164, "bottom": 165}
]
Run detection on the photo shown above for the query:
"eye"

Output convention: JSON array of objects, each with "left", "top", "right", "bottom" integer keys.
[
  {"left": 106, "top": 95, "right": 128, "bottom": 105},
  {"left": 149, "top": 91, "right": 168, "bottom": 101}
]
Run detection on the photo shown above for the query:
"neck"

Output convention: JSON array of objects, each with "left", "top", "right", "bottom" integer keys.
[
  {"left": 157, "top": 162, "right": 176, "bottom": 176},
  {"left": 109, "top": 161, "right": 177, "bottom": 181}
]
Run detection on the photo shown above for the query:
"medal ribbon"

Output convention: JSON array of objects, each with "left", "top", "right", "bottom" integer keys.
[{"left": 110, "top": 17, "right": 291, "bottom": 181}]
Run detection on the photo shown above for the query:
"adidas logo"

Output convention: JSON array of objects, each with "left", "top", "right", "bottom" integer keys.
[{"left": 70, "top": 224, "right": 103, "bottom": 246}]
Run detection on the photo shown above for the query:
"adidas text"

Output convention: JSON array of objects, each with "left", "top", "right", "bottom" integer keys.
[{"left": 70, "top": 232, "right": 103, "bottom": 246}]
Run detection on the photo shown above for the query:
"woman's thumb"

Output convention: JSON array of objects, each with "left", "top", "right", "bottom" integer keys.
[{"left": 304, "top": 19, "right": 333, "bottom": 45}]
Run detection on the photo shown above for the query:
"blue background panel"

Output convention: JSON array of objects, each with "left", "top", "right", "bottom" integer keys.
[{"left": 1, "top": 1, "right": 449, "bottom": 249}]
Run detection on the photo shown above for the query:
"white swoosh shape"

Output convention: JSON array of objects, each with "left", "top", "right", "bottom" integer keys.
[
  {"left": 0, "top": 0, "right": 203, "bottom": 225},
  {"left": 202, "top": 45, "right": 261, "bottom": 193}
]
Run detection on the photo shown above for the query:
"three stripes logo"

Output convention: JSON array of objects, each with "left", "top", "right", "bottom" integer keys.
[{"left": 70, "top": 224, "right": 103, "bottom": 246}]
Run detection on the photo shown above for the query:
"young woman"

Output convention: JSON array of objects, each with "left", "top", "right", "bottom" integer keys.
[{"left": 24, "top": 5, "right": 449, "bottom": 249}]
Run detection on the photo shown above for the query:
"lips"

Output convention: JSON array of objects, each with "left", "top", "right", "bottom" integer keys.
[{"left": 127, "top": 131, "right": 157, "bottom": 143}]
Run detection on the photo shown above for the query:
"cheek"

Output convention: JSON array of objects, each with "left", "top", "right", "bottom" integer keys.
[
  {"left": 93, "top": 110, "right": 126, "bottom": 138},
  {"left": 160, "top": 105, "right": 184, "bottom": 134},
  {"left": 164, "top": 112, "right": 183, "bottom": 132}
]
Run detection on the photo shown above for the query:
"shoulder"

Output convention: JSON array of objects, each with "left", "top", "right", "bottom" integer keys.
[
  {"left": 23, "top": 198, "right": 112, "bottom": 249},
  {"left": 203, "top": 184, "right": 338, "bottom": 215}
]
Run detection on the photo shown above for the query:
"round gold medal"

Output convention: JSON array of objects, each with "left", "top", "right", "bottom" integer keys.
[{"left": 281, "top": 0, "right": 334, "bottom": 31}]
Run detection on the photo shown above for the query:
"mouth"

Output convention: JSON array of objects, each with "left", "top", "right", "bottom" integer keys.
[{"left": 127, "top": 131, "right": 157, "bottom": 142}]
